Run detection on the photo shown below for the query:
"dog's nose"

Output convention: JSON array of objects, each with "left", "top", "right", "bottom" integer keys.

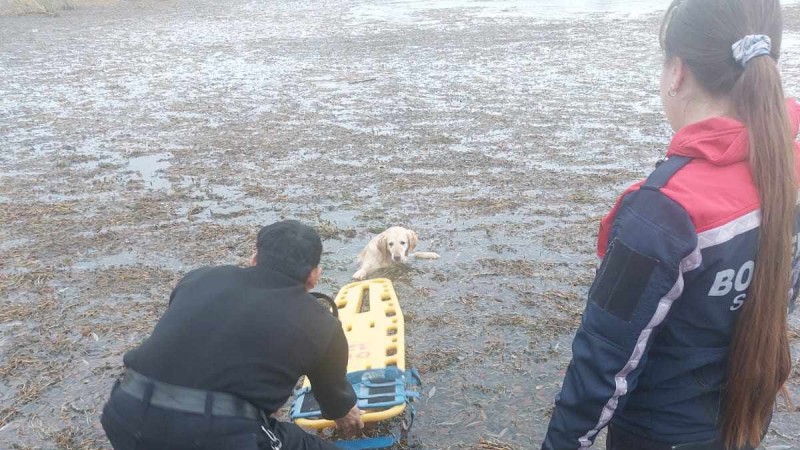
[{"left": 393, "top": 256, "right": 402, "bottom": 261}]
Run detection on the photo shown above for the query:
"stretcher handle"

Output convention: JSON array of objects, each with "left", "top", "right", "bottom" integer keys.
[
  {"left": 295, "top": 404, "right": 407, "bottom": 430},
  {"left": 311, "top": 292, "right": 338, "bottom": 318}
]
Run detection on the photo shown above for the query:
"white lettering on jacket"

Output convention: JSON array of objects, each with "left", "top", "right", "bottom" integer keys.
[{"left": 708, "top": 260, "right": 755, "bottom": 311}]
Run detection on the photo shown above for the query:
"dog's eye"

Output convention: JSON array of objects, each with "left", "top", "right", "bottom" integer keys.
[
  {"left": 400, "top": 241, "right": 406, "bottom": 245},
  {"left": 389, "top": 242, "right": 394, "bottom": 247}
]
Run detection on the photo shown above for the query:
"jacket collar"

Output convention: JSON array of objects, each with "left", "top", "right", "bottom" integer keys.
[
  {"left": 244, "top": 265, "right": 306, "bottom": 289},
  {"left": 666, "top": 98, "right": 800, "bottom": 165}
]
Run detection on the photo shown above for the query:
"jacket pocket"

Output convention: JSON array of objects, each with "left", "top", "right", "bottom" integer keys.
[{"left": 589, "top": 237, "right": 659, "bottom": 322}]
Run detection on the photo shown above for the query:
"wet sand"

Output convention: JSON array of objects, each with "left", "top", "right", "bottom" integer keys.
[{"left": 1, "top": 0, "right": 799, "bottom": 448}]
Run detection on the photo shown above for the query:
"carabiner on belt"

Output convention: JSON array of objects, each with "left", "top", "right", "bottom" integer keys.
[
  {"left": 259, "top": 411, "right": 283, "bottom": 450},
  {"left": 260, "top": 424, "right": 282, "bottom": 450}
]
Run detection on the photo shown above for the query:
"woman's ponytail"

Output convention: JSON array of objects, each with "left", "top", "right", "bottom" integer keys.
[
  {"left": 722, "top": 33, "right": 795, "bottom": 450},
  {"left": 661, "top": 1, "right": 795, "bottom": 447}
]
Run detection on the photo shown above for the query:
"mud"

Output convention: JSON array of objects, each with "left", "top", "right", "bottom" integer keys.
[{"left": 1, "top": 1, "right": 799, "bottom": 449}]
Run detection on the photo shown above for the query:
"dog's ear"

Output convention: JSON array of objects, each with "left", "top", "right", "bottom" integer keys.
[
  {"left": 377, "top": 233, "right": 391, "bottom": 259},
  {"left": 407, "top": 230, "right": 419, "bottom": 253}
]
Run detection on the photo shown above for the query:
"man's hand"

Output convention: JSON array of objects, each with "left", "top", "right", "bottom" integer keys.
[{"left": 334, "top": 405, "right": 364, "bottom": 436}]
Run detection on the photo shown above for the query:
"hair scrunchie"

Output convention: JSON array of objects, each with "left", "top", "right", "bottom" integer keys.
[{"left": 731, "top": 34, "right": 772, "bottom": 67}]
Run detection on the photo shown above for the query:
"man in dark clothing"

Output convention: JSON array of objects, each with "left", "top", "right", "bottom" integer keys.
[{"left": 101, "top": 220, "right": 363, "bottom": 450}]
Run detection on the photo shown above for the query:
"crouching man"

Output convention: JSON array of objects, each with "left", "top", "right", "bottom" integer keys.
[{"left": 101, "top": 220, "right": 362, "bottom": 449}]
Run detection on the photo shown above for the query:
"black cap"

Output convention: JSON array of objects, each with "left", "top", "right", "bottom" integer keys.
[{"left": 256, "top": 220, "right": 322, "bottom": 282}]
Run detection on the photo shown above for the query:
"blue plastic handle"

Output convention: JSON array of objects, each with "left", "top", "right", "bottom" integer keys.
[{"left": 335, "top": 436, "right": 397, "bottom": 449}]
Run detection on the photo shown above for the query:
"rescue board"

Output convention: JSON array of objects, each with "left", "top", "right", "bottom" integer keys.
[{"left": 291, "top": 278, "right": 419, "bottom": 435}]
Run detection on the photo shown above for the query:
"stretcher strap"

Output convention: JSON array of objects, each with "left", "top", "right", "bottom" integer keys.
[{"left": 291, "top": 368, "right": 419, "bottom": 420}]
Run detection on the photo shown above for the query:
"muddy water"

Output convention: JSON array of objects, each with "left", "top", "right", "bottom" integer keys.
[
  {"left": 352, "top": 0, "right": 800, "bottom": 21},
  {"left": 1, "top": 0, "right": 800, "bottom": 449}
]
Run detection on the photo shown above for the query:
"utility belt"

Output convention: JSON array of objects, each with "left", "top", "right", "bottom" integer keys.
[
  {"left": 609, "top": 424, "right": 751, "bottom": 450},
  {"left": 117, "top": 369, "right": 284, "bottom": 449},
  {"left": 118, "top": 369, "right": 260, "bottom": 419}
]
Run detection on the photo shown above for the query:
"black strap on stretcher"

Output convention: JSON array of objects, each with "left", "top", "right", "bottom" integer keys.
[{"left": 311, "top": 292, "right": 338, "bottom": 318}]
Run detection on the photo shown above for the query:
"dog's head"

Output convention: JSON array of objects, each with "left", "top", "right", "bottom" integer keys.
[{"left": 378, "top": 226, "right": 419, "bottom": 262}]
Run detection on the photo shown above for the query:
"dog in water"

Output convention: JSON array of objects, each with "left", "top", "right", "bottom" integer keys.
[{"left": 352, "top": 226, "right": 440, "bottom": 280}]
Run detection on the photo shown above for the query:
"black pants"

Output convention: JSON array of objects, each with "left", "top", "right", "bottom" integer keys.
[
  {"left": 606, "top": 424, "right": 752, "bottom": 450},
  {"left": 101, "top": 382, "right": 340, "bottom": 450}
]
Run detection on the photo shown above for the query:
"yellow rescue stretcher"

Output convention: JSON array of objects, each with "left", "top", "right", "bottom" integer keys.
[{"left": 291, "top": 279, "right": 420, "bottom": 449}]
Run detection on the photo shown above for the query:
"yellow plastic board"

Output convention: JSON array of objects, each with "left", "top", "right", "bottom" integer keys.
[{"left": 295, "top": 278, "right": 406, "bottom": 429}]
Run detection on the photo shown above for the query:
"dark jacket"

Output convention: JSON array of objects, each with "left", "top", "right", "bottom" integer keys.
[
  {"left": 543, "top": 99, "right": 800, "bottom": 449},
  {"left": 123, "top": 264, "right": 356, "bottom": 420}
]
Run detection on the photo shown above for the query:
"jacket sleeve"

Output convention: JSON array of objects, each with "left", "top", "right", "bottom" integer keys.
[
  {"left": 789, "top": 220, "right": 800, "bottom": 314},
  {"left": 306, "top": 325, "right": 358, "bottom": 420},
  {"left": 542, "top": 188, "right": 698, "bottom": 450}
]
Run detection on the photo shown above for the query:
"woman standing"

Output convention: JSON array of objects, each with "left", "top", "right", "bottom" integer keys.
[{"left": 542, "top": 1, "right": 799, "bottom": 449}]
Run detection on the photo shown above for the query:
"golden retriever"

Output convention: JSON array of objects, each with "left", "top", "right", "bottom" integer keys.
[{"left": 352, "top": 226, "right": 440, "bottom": 280}]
